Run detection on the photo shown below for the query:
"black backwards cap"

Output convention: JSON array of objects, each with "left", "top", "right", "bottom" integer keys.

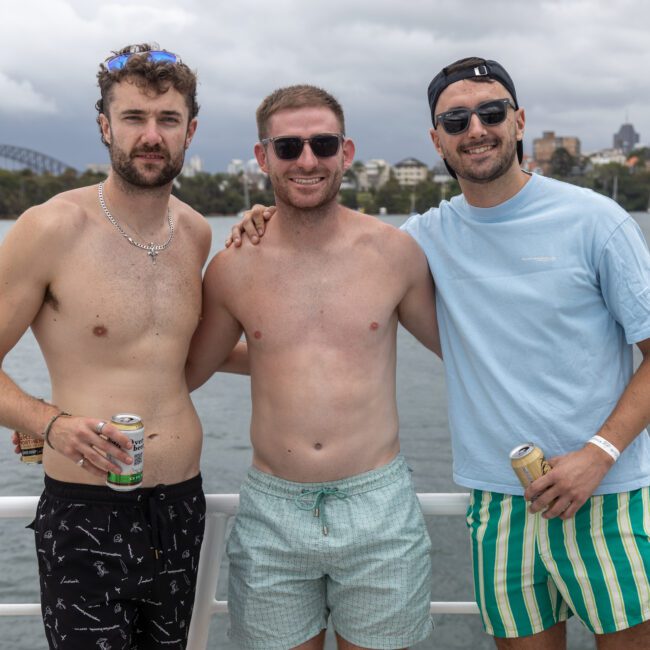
[{"left": 427, "top": 58, "right": 523, "bottom": 178}]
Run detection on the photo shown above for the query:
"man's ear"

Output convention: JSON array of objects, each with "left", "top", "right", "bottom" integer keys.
[
  {"left": 254, "top": 142, "right": 269, "bottom": 173},
  {"left": 515, "top": 108, "right": 526, "bottom": 143},
  {"left": 342, "top": 138, "right": 355, "bottom": 171},
  {"left": 99, "top": 113, "right": 111, "bottom": 145},
  {"left": 185, "top": 118, "right": 198, "bottom": 149},
  {"left": 430, "top": 127, "right": 444, "bottom": 159}
]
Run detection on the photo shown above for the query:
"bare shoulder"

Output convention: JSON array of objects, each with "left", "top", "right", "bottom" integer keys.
[
  {"left": 171, "top": 195, "right": 209, "bottom": 232},
  {"left": 4, "top": 186, "right": 95, "bottom": 250},
  {"left": 170, "top": 196, "right": 212, "bottom": 259},
  {"left": 345, "top": 208, "right": 421, "bottom": 258},
  {"left": 205, "top": 238, "right": 252, "bottom": 276},
  {"left": 201, "top": 245, "right": 249, "bottom": 306},
  {"left": 0, "top": 187, "right": 98, "bottom": 288}
]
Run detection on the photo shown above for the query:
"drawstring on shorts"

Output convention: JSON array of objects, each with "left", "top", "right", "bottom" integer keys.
[{"left": 294, "top": 487, "right": 348, "bottom": 536}]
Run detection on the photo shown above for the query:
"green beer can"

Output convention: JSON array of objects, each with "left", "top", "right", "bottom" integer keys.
[{"left": 106, "top": 413, "right": 144, "bottom": 491}]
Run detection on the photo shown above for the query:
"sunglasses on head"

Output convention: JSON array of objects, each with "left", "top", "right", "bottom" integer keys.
[
  {"left": 106, "top": 50, "right": 180, "bottom": 72},
  {"left": 435, "top": 98, "right": 516, "bottom": 135},
  {"left": 261, "top": 133, "right": 344, "bottom": 160}
]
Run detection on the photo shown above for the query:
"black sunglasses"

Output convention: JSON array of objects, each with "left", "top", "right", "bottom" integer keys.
[
  {"left": 261, "top": 133, "right": 344, "bottom": 160},
  {"left": 435, "top": 99, "right": 516, "bottom": 135}
]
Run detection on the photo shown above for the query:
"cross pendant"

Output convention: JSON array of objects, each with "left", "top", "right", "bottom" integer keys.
[{"left": 148, "top": 246, "right": 158, "bottom": 263}]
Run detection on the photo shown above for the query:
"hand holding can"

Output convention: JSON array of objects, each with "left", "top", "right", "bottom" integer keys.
[
  {"left": 510, "top": 443, "right": 551, "bottom": 488},
  {"left": 17, "top": 431, "right": 44, "bottom": 464},
  {"left": 106, "top": 414, "right": 144, "bottom": 491}
]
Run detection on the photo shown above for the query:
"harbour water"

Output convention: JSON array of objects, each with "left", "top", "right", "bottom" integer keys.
[{"left": 2, "top": 212, "right": 649, "bottom": 649}]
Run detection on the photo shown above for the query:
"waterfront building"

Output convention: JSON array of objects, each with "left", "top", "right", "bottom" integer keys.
[
  {"left": 85, "top": 162, "right": 111, "bottom": 175},
  {"left": 228, "top": 158, "right": 266, "bottom": 191},
  {"left": 588, "top": 148, "right": 628, "bottom": 167},
  {"left": 227, "top": 158, "right": 245, "bottom": 175},
  {"left": 393, "top": 157, "right": 429, "bottom": 187},
  {"left": 533, "top": 131, "right": 581, "bottom": 175},
  {"left": 182, "top": 154, "right": 203, "bottom": 177},
  {"left": 352, "top": 159, "right": 391, "bottom": 191},
  {"left": 430, "top": 162, "right": 453, "bottom": 185}
]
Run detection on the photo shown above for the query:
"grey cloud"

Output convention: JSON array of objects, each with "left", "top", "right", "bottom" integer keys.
[{"left": 0, "top": 0, "right": 648, "bottom": 171}]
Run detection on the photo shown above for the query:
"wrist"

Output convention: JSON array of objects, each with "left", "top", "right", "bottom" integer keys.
[
  {"left": 42, "top": 411, "right": 71, "bottom": 450},
  {"left": 587, "top": 435, "right": 620, "bottom": 463}
]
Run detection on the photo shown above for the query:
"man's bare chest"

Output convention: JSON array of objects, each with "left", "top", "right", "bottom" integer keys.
[
  {"left": 232, "top": 256, "right": 404, "bottom": 349},
  {"left": 38, "top": 243, "right": 202, "bottom": 345}
]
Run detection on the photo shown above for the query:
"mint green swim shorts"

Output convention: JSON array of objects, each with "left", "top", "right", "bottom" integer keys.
[
  {"left": 467, "top": 487, "right": 650, "bottom": 638},
  {"left": 227, "top": 454, "right": 433, "bottom": 649}
]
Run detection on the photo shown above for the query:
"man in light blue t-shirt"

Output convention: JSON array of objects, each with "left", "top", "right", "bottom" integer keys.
[
  {"left": 229, "top": 57, "right": 650, "bottom": 650},
  {"left": 400, "top": 56, "right": 650, "bottom": 650}
]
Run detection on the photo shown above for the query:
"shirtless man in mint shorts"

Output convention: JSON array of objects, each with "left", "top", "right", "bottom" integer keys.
[
  {"left": 186, "top": 85, "right": 440, "bottom": 649},
  {"left": 231, "top": 58, "right": 650, "bottom": 649}
]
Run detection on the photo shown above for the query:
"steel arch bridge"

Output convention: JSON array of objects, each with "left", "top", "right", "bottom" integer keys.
[{"left": 0, "top": 144, "right": 75, "bottom": 175}]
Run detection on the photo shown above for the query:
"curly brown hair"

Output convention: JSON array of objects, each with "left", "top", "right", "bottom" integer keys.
[{"left": 95, "top": 43, "right": 199, "bottom": 147}]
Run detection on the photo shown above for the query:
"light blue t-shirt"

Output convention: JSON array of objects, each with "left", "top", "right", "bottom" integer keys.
[{"left": 402, "top": 173, "right": 650, "bottom": 495}]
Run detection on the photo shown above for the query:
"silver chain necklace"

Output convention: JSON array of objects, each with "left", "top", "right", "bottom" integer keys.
[{"left": 97, "top": 182, "right": 174, "bottom": 264}]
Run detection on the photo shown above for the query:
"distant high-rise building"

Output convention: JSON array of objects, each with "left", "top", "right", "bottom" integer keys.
[{"left": 613, "top": 123, "right": 640, "bottom": 155}]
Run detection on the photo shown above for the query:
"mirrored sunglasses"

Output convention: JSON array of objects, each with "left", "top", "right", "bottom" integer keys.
[
  {"left": 261, "top": 134, "right": 344, "bottom": 160},
  {"left": 435, "top": 99, "right": 516, "bottom": 135},
  {"left": 106, "top": 50, "right": 180, "bottom": 72}
]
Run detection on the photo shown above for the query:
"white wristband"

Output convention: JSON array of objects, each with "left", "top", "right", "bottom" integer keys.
[{"left": 587, "top": 435, "right": 620, "bottom": 462}]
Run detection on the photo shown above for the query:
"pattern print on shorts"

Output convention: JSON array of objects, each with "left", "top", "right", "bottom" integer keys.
[{"left": 30, "top": 475, "right": 206, "bottom": 650}]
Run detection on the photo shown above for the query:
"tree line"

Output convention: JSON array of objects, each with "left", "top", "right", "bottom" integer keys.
[
  {"left": 544, "top": 147, "right": 650, "bottom": 213},
  {"left": 1, "top": 147, "right": 649, "bottom": 219}
]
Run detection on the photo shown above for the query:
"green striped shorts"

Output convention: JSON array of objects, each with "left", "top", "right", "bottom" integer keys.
[{"left": 466, "top": 487, "right": 650, "bottom": 638}]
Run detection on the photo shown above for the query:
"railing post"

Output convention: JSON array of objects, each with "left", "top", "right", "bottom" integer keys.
[{"left": 186, "top": 512, "right": 231, "bottom": 650}]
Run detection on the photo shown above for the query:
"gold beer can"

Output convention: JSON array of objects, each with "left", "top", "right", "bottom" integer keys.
[
  {"left": 106, "top": 414, "right": 144, "bottom": 491},
  {"left": 509, "top": 443, "right": 551, "bottom": 488},
  {"left": 17, "top": 431, "right": 44, "bottom": 464}
]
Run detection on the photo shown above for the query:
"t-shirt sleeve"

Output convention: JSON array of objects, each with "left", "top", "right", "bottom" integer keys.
[{"left": 599, "top": 217, "right": 650, "bottom": 344}]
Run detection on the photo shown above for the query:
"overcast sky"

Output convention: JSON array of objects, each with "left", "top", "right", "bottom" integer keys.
[{"left": 1, "top": 0, "right": 649, "bottom": 173}]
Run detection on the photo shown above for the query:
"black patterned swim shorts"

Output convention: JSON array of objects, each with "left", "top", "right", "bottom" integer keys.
[{"left": 30, "top": 474, "right": 206, "bottom": 650}]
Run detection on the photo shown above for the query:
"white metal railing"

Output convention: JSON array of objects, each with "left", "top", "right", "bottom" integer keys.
[{"left": 0, "top": 493, "right": 479, "bottom": 649}]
